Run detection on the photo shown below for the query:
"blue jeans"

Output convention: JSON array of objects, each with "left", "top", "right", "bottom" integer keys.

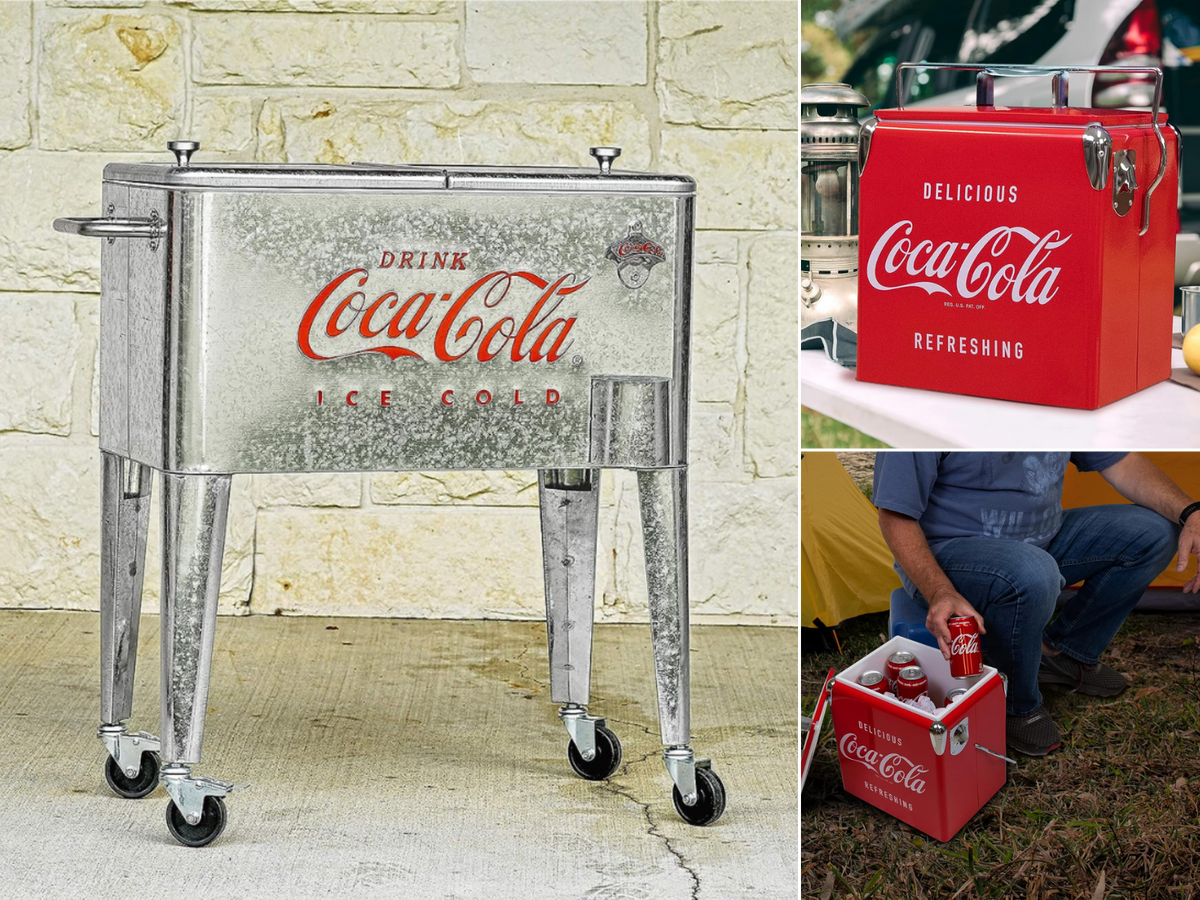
[{"left": 911, "top": 505, "right": 1178, "bottom": 716}]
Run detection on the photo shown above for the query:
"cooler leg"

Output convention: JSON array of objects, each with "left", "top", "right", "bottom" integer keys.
[
  {"left": 637, "top": 467, "right": 726, "bottom": 826},
  {"left": 158, "top": 471, "right": 234, "bottom": 847},
  {"left": 97, "top": 452, "right": 162, "bottom": 800},
  {"left": 537, "top": 468, "right": 622, "bottom": 781}
]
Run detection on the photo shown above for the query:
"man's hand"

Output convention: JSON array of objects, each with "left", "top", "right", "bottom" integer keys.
[
  {"left": 925, "top": 585, "right": 987, "bottom": 661},
  {"left": 878, "top": 508, "right": 988, "bottom": 659},
  {"left": 1178, "top": 516, "right": 1200, "bottom": 593},
  {"left": 1100, "top": 454, "right": 1200, "bottom": 592}
]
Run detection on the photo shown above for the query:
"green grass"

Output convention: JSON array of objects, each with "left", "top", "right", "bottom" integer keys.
[
  {"left": 802, "top": 610, "right": 1200, "bottom": 899},
  {"left": 802, "top": 407, "right": 890, "bottom": 449}
]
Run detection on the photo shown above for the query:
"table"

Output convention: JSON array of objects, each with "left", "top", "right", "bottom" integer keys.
[{"left": 802, "top": 318, "right": 1200, "bottom": 448}]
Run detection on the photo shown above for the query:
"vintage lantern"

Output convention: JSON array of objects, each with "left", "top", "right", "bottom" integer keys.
[{"left": 801, "top": 82, "right": 869, "bottom": 349}]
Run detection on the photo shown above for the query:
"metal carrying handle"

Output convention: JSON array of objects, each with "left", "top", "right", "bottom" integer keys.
[
  {"left": 895, "top": 63, "right": 1166, "bottom": 236},
  {"left": 53, "top": 216, "right": 164, "bottom": 240},
  {"left": 975, "top": 743, "right": 1017, "bottom": 765}
]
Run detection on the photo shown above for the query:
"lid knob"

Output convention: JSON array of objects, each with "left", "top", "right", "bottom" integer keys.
[
  {"left": 590, "top": 146, "right": 621, "bottom": 175},
  {"left": 168, "top": 140, "right": 200, "bottom": 167}
]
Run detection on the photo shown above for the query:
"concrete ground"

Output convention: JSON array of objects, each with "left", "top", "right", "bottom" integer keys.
[{"left": 0, "top": 611, "right": 797, "bottom": 899}]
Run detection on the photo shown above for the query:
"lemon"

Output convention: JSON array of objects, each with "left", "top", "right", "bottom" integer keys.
[{"left": 1186, "top": 324, "right": 1200, "bottom": 375}]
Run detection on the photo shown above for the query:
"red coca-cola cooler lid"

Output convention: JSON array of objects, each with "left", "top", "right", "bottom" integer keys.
[
  {"left": 875, "top": 105, "right": 1166, "bottom": 126},
  {"left": 796, "top": 672, "right": 835, "bottom": 796}
]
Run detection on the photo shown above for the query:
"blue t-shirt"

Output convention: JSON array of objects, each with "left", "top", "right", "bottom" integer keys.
[{"left": 873, "top": 452, "right": 1128, "bottom": 595}]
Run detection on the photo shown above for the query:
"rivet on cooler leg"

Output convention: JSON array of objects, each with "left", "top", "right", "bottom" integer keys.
[
  {"left": 98, "top": 723, "right": 162, "bottom": 800},
  {"left": 560, "top": 704, "right": 623, "bottom": 780},
  {"left": 160, "top": 764, "right": 234, "bottom": 847}
]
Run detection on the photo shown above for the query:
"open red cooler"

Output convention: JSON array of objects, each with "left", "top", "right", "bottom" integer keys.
[
  {"left": 830, "top": 635, "right": 1008, "bottom": 842},
  {"left": 855, "top": 63, "right": 1178, "bottom": 409}
]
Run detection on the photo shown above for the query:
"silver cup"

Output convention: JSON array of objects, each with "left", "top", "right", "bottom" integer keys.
[{"left": 1183, "top": 285, "right": 1200, "bottom": 336}]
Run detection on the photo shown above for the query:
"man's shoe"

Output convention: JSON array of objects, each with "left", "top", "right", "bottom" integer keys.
[
  {"left": 1006, "top": 706, "right": 1061, "bottom": 757},
  {"left": 1038, "top": 652, "right": 1129, "bottom": 697}
]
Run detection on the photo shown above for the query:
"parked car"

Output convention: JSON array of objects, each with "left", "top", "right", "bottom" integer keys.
[{"left": 832, "top": 0, "right": 1200, "bottom": 286}]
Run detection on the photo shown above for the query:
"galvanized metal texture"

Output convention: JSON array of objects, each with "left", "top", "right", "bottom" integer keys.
[
  {"left": 589, "top": 377, "right": 672, "bottom": 468},
  {"left": 99, "top": 452, "right": 152, "bottom": 725},
  {"left": 537, "top": 468, "right": 601, "bottom": 705},
  {"left": 160, "top": 472, "right": 231, "bottom": 764},
  {"left": 637, "top": 467, "right": 691, "bottom": 746},
  {"left": 98, "top": 188, "right": 690, "bottom": 475}
]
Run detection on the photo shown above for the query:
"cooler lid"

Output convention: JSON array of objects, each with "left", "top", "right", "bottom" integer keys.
[
  {"left": 801, "top": 667, "right": 840, "bottom": 801},
  {"left": 100, "top": 161, "right": 695, "bottom": 195},
  {"left": 876, "top": 106, "right": 1168, "bottom": 127}
]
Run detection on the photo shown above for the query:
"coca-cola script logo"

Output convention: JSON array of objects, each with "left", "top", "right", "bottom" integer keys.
[
  {"left": 951, "top": 632, "right": 980, "bottom": 657},
  {"left": 298, "top": 268, "right": 586, "bottom": 363},
  {"left": 839, "top": 732, "right": 928, "bottom": 794},
  {"left": 866, "top": 220, "right": 1072, "bottom": 305}
]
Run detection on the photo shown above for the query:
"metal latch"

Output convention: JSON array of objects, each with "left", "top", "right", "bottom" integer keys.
[
  {"left": 930, "top": 717, "right": 971, "bottom": 756},
  {"left": 1113, "top": 149, "right": 1137, "bottom": 217},
  {"left": 858, "top": 116, "right": 879, "bottom": 176},
  {"left": 1082, "top": 123, "right": 1111, "bottom": 191}
]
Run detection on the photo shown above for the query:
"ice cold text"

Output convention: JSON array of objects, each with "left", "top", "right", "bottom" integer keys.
[{"left": 316, "top": 388, "right": 563, "bottom": 407}]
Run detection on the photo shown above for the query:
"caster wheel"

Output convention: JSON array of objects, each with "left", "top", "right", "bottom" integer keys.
[
  {"left": 672, "top": 766, "right": 726, "bottom": 826},
  {"left": 104, "top": 751, "right": 160, "bottom": 800},
  {"left": 567, "top": 725, "right": 623, "bottom": 780},
  {"left": 165, "top": 795, "right": 227, "bottom": 847}
]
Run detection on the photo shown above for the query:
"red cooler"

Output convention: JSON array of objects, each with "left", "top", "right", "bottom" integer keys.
[
  {"left": 830, "top": 636, "right": 1008, "bottom": 842},
  {"left": 856, "top": 63, "right": 1178, "bottom": 409}
]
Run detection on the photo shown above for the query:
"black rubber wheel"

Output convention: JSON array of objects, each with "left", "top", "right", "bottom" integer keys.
[
  {"left": 567, "top": 725, "right": 623, "bottom": 780},
  {"left": 104, "top": 751, "right": 160, "bottom": 800},
  {"left": 165, "top": 795, "right": 227, "bottom": 847},
  {"left": 672, "top": 766, "right": 726, "bottom": 826}
]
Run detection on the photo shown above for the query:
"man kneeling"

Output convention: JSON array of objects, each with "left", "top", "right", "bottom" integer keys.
[{"left": 875, "top": 452, "right": 1200, "bottom": 757}]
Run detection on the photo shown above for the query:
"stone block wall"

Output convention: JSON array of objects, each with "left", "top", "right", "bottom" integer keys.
[{"left": 0, "top": 0, "right": 797, "bottom": 625}]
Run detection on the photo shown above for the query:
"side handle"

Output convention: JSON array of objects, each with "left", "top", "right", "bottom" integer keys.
[{"left": 53, "top": 212, "right": 164, "bottom": 241}]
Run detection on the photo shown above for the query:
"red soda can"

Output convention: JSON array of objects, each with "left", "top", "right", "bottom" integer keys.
[
  {"left": 895, "top": 665, "right": 928, "bottom": 701},
  {"left": 948, "top": 616, "right": 982, "bottom": 680},
  {"left": 886, "top": 650, "right": 916, "bottom": 689},
  {"left": 857, "top": 670, "right": 888, "bottom": 694},
  {"left": 945, "top": 687, "right": 968, "bottom": 707}
]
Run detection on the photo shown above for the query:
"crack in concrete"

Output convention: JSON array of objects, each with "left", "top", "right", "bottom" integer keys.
[
  {"left": 499, "top": 639, "right": 702, "bottom": 897},
  {"left": 505, "top": 633, "right": 702, "bottom": 899},
  {"left": 599, "top": 770, "right": 703, "bottom": 900},
  {"left": 505, "top": 644, "right": 549, "bottom": 694}
]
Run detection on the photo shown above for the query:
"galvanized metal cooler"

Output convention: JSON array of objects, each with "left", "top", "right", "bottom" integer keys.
[{"left": 53, "top": 141, "right": 726, "bottom": 846}]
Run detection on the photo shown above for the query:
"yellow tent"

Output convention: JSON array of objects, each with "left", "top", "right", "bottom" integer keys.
[{"left": 801, "top": 453, "right": 901, "bottom": 628}]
